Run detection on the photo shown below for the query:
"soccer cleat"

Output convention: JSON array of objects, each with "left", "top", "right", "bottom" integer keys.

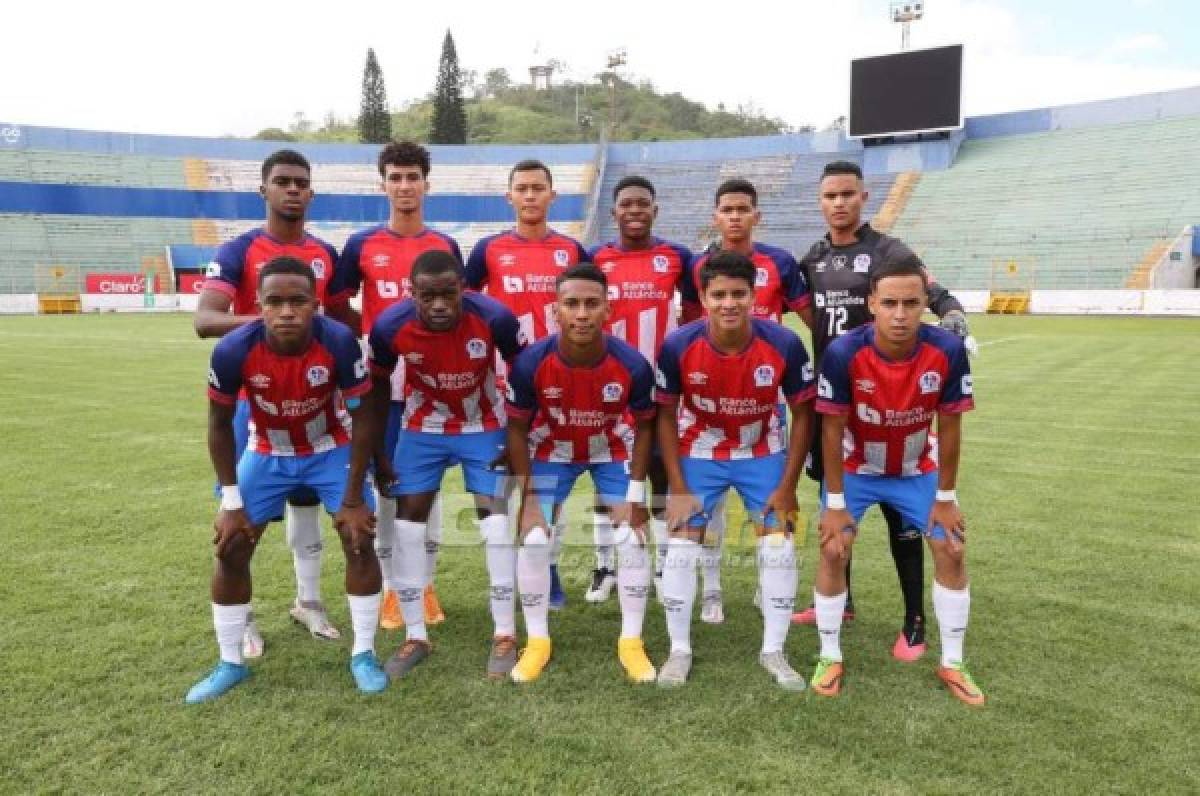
[
  {"left": 791, "top": 602, "right": 857, "bottom": 626},
  {"left": 290, "top": 599, "right": 341, "bottom": 641},
  {"left": 700, "top": 590, "right": 724, "bottom": 624},
  {"left": 487, "top": 635, "right": 518, "bottom": 680},
  {"left": 585, "top": 568, "right": 616, "bottom": 603},
  {"left": 656, "top": 650, "right": 692, "bottom": 687},
  {"left": 379, "top": 589, "right": 404, "bottom": 630},
  {"left": 810, "top": 657, "right": 844, "bottom": 697},
  {"left": 511, "top": 637, "right": 552, "bottom": 683},
  {"left": 759, "top": 652, "right": 807, "bottom": 692},
  {"left": 349, "top": 650, "right": 389, "bottom": 694},
  {"left": 936, "top": 662, "right": 986, "bottom": 707},
  {"left": 241, "top": 614, "right": 265, "bottom": 660},
  {"left": 892, "top": 617, "right": 927, "bottom": 663},
  {"left": 617, "top": 637, "right": 656, "bottom": 684},
  {"left": 384, "top": 639, "right": 432, "bottom": 679},
  {"left": 423, "top": 585, "right": 445, "bottom": 625},
  {"left": 185, "top": 661, "right": 250, "bottom": 704},
  {"left": 548, "top": 565, "right": 566, "bottom": 611}
]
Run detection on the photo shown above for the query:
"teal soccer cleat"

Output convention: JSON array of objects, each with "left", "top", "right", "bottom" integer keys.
[
  {"left": 350, "top": 651, "right": 389, "bottom": 694},
  {"left": 185, "top": 661, "right": 250, "bottom": 704}
]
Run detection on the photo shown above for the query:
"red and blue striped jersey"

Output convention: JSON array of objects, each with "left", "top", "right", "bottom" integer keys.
[
  {"left": 681, "top": 243, "right": 811, "bottom": 321},
  {"left": 506, "top": 334, "right": 655, "bottom": 463},
  {"left": 202, "top": 228, "right": 346, "bottom": 315},
  {"left": 589, "top": 238, "right": 692, "bottom": 363},
  {"left": 368, "top": 292, "right": 524, "bottom": 434},
  {"left": 465, "top": 229, "right": 589, "bottom": 343},
  {"left": 655, "top": 319, "right": 816, "bottom": 460},
  {"left": 207, "top": 315, "right": 369, "bottom": 456},
  {"left": 816, "top": 323, "right": 974, "bottom": 477}
]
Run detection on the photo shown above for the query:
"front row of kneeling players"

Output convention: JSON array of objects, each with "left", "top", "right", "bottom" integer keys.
[{"left": 187, "top": 249, "right": 983, "bottom": 707}]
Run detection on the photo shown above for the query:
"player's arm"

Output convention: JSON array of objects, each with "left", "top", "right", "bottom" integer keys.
[
  {"left": 194, "top": 289, "right": 259, "bottom": 338},
  {"left": 930, "top": 409, "right": 967, "bottom": 551},
  {"left": 763, "top": 398, "right": 812, "bottom": 532},
  {"left": 505, "top": 414, "right": 546, "bottom": 538},
  {"left": 817, "top": 410, "right": 854, "bottom": 558},
  {"left": 656, "top": 396, "right": 699, "bottom": 533},
  {"left": 207, "top": 397, "right": 257, "bottom": 555}
]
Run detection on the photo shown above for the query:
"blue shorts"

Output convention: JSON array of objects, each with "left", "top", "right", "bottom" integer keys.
[
  {"left": 211, "top": 399, "right": 317, "bottom": 505},
  {"left": 392, "top": 428, "right": 507, "bottom": 498},
  {"left": 531, "top": 460, "right": 629, "bottom": 520},
  {"left": 236, "top": 445, "right": 375, "bottom": 526},
  {"left": 679, "top": 453, "right": 786, "bottom": 529},
  {"left": 824, "top": 470, "right": 949, "bottom": 541}
]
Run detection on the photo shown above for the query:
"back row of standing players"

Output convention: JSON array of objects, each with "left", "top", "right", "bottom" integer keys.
[{"left": 186, "top": 143, "right": 984, "bottom": 706}]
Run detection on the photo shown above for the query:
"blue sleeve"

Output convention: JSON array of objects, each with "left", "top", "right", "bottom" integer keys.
[
  {"left": 505, "top": 347, "right": 539, "bottom": 415},
  {"left": 679, "top": 254, "right": 700, "bottom": 305},
  {"left": 368, "top": 310, "right": 401, "bottom": 373},
  {"left": 205, "top": 237, "right": 250, "bottom": 291},
  {"left": 335, "top": 234, "right": 364, "bottom": 295},
  {"left": 325, "top": 322, "right": 369, "bottom": 394},
  {"left": 575, "top": 240, "right": 589, "bottom": 263},
  {"left": 448, "top": 235, "right": 465, "bottom": 265},
  {"left": 654, "top": 336, "right": 683, "bottom": 400},
  {"left": 491, "top": 304, "right": 525, "bottom": 363},
  {"left": 779, "top": 333, "right": 815, "bottom": 402},
  {"left": 628, "top": 356, "right": 655, "bottom": 415},
  {"left": 938, "top": 337, "right": 974, "bottom": 410},
  {"left": 779, "top": 251, "right": 811, "bottom": 311},
  {"left": 465, "top": 238, "right": 489, "bottom": 290},
  {"left": 817, "top": 341, "right": 853, "bottom": 412},
  {"left": 208, "top": 335, "right": 245, "bottom": 401}
]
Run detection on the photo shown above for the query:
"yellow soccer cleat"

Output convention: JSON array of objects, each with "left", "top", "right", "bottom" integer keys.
[
  {"left": 618, "top": 637, "right": 656, "bottom": 684},
  {"left": 510, "top": 637, "right": 552, "bottom": 683},
  {"left": 423, "top": 585, "right": 445, "bottom": 625},
  {"left": 379, "top": 589, "right": 404, "bottom": 630}
]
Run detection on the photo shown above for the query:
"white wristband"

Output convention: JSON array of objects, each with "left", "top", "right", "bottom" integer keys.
[
  {"left": 625, "top": 480, "right": 647, "bottom": 504},
  {"left": 220, "top": 485, "right": 244, "bottom": 511},
  {"left": 936, "top": 489, "right": 958, "bottom": 503},
  {"left": 825, "top": 492, "right": 846, "bottom": 510}
]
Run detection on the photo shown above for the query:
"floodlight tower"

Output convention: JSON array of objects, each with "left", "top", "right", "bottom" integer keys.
[
  {"left": 603, "top": 48, "right": 627, "bottom": 137},
  {"left": 890, "top": 0, "right": 924, "bottom": 50}
]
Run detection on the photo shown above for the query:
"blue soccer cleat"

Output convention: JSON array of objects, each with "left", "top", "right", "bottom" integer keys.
[
  {"left": 549, "top": 564, "right": 566, "bottom": 611},
  {"left": 350, "top": 651, "right": 389, "bottom": 694},
  {"left": 185, "top": 661, "right": 250, "bottom": 704}
]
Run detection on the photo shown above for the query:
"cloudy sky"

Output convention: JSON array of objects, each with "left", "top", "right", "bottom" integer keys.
[{"left": 3, "top": 0, "right": 1198, "bottom": 137}]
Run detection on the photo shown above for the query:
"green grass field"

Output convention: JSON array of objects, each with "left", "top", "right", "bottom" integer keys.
[{"left": 1, "top": 313, "right": 1198, "bottom": 794}]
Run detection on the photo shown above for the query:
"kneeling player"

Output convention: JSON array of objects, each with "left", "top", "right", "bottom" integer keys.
[
  {"left": 655, "top": 252, "right": 815, "bottom": 690},
  {"left": 810, "top": 258, "right": 984, "bottom": 706},
  {"left": 186, "top": 257, "right": 386, "bottom": 704},
  {"left": 347, "top": 250, "right": 524, "bottom": 680},
  {"left": 505, "top": 263, "right": 657, "bottom": 683}
]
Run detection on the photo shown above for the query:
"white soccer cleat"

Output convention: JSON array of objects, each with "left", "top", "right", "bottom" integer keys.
[
  {"left": 585, "top": 568, "right": 616, "bottom": 603},
  {"left": 700, "top": 590, "right": 724, "bottom": 624},
  {"left": 289, "top": 599, "right": 341, "bottom": 641},
  {"left": 241, "top": 614, "right": 264, "bottom": 659},
  {"left": 656, "top": 650, "right": 692, "bottom": 687},
  {"left": 759, "top": 651, "right": 807, "bottom": 692}
]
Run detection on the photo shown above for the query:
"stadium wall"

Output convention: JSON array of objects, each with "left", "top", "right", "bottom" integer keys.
[{"left": 965, "top": 85, "right": 1200, "bottom": 138}]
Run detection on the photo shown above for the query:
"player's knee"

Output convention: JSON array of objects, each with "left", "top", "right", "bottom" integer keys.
[
  {"left": 521, "top": 526, "right": 550, "bottom": 547},
  {"left": 216, "top": 535, "right": 255, "bottom": 569},
  {"left": 757, "top": 532, "right": 796, "bottom": 569}
]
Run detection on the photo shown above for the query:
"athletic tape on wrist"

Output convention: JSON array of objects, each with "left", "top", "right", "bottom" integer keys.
[
  {"left": 220, "top": 485, "right": 244, "bottom": 511},
  {"left": 825, "top": 492, "right": 846, "bottom": 511},
  {"left": 936, "top": 489, "right": 958, "bottom": 503},
  {"left": 625, "top": 480, "right": 647, "bottom": 504}
]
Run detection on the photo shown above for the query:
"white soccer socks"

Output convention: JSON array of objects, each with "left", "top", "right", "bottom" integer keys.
[
  {"left": 757, "top": 534, "right": 797, "bottom": 655},
  {"left": 285, "top": 504, "right": 323, "bottom": 603},
  {"left": 661, "top": 538, "right": 701, "bottom": 654},
  {"left": 347, "top": 593, "right": 382, "bottom": 656},
  {"left": 213, "top": 603, "right": 250, "bottom": 665},
  {"left": 517, "top": 527, "right": 552, "bottom": 639},
  {"left": 393, "top": 519, "right": 429, "bottom": 642},
  {"left": 814, "top": 590, "right": 848, "bottom": 661},
  {"left": 480, "top": 514, "right": 517, "bottom": 637},
  {"left": 593, "top": 511, "right": 615, "bottom": 571},
  {"left": 651, "top": 517, "right": 669, "bottom": 575},
  {"left": 615, "top": 524, "right": 650, "bottom": 639},
  {"left": 425, "top": 493, "right": 443, "bottom": 588},
  {"left": 933, "top": 580, "right": 970, "bottom": 666},
  {"left": 702, "top": 497, "right": 727, "bottom": 594},
  {"left": 373, "top": 492, "right": 397, "bottom": 594}
]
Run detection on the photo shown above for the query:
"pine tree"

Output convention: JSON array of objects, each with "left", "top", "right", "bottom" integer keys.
[
  {"left": 358, "top": 48, "right": 391, "bottom": 144},
  {"left": 430, "top": 30, "right": 468, "bottom": 144}
]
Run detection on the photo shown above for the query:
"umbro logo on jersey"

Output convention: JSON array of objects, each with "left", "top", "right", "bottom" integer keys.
[
  {"left": 502, "top": 275, "right": 524, "bottom": 293},
  {"left": 853, "top": 253, "right": 871, "bottom": 272},
  {"left": 919, "top": 371, "right": 942, "bottom": 394},
  {"left": 499, "top": 253, "right": 517, "bottom": 267},
  {"left": 248, "top": 373, "right": 271, "bottom": 389},
  {"left": 832, "top": 255, "right": 848, "bottom": 270},
  {"left": 602, "top": 382, "right": 623, "bottom": 402},
  {"left": 372, "top": 254, "right": 390, "bottom": 267},
  {"left": 310, "top": 259, "right": 326, "bottom": 280},
  {"left": 687, "top": 372, "right": 707, "bottom": 385},
  {"left": 855, "top": 378, "right": 875, "bottom": 394},
  {"left": 306, "top": 366, "right": 330, "bottom": 387},
  {"left": 653, "top": 255, "right": 670, "bottom": 273},
  {"left": 466, "top": 338, "right": 488, "bottom": 359},
  {"left": 406, "top": 351, "right": 424, "bottom": 365},
  {"left": 554, "top": 249, "right": 570, "bottom": 267},
  {"left": 542, "top": 386, "right": 563, "bottom": 399},
  {"left": 755, "top": 267, "right": 769, "bottom": 287},
  {"left": 753, "top": 364, "right": 775, "bottom": 387},
  {"left": 204, "top": 261, "right": 222, "bottom": 279}
]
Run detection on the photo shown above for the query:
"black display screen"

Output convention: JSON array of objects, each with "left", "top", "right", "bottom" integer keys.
[{"left": 849, "top": 44, "right": 963, "bottom": 137}]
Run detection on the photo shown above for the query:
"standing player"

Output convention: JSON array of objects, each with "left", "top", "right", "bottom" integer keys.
[
  {"left": 655, "top": 252, "right": 815, "bottom": 690},
  {"left": 338, "top": 141, "right": 463, "bottom": 631},
  {"left": 809, "top": 258, "right": 983, "bottom": 706},
  {"left": 466, "top": 159, "right": 588, "bottom": 609},
  {"left": 505, "top": 263, "right": 658, "bottom": 683},
  {"left": 194, "top": 149, "right": 356, "bottom": 656},
  {"left": 679, "top": 178, "right": 812, "bottom": 624},
  {"left": 792, "top": 160, "right": 975, "bottom": 663},
  {"left": 186, "top": 256, "right": 386, "bottom": 703},
  {"left": 352, "top": 250, "right": 524, "bottom": 680},
  {"left": 587, "top": 176, "right": 691, "bottom": 604}
]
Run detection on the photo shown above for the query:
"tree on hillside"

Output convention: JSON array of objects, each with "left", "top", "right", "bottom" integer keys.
[
  {"left": 483, "top": 68, "right": 511, "bottom": 98},
  {"left": 358, "top": 47, "right": 391, "bottom": 144},
  {"left": 430, "top": 30, "right": 468, "bottom": 144}
]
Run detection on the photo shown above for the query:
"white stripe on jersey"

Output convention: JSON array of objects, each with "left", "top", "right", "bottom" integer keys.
[
  {"left": 637, "top": 307, "right": 657, "bottom": 364},
  {"left": 460, "top": 388, "right": 484, "bottom": 433},
  {"left": 267, "top": 428, "right": 296, "bottom": 456},
  {"left": 304, "top": 412, "right": 330, "bottom": 453},
  {"left": 690, "top": 426, "right": 726, "bottom": 459},
  {"left": 587, "top": 433, "right": 614, "bottom": 463},
  {"left": 551, "top": 440, "right": 574, "bottom": 463},
  {"left": 422, "top": 401, "right": 451, "bottom": 434}
]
